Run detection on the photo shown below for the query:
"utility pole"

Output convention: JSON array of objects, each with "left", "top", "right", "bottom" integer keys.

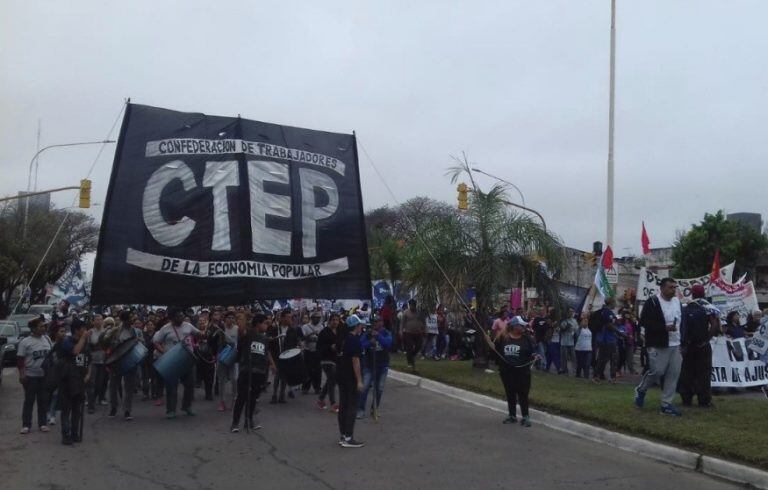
[{"left": 606, "top": 0, "right": 617, "bottom": 248}]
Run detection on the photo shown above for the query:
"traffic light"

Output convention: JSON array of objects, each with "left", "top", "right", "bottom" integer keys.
[
  {"left": 457, "top": 182, "right": 469, "bottom": 210},
  {"left": 79, "top": 179, "right": 91, "bottom": 208}
]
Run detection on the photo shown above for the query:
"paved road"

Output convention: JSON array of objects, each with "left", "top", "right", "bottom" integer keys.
[{"left": 0, "top": 369, "right": 738, "bottom": 489}]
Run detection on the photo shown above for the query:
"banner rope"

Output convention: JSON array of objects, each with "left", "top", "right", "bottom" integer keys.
[
  {"left": 357, "top": 138, "right": 514, "bottom": 366},
  {"left": 12, "top": 100, "right": 128, "bottom": 315}
]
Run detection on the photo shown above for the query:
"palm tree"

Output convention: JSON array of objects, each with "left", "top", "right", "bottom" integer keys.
[{"left": 402, "top": 155, "right": 564, "bottom": 326}]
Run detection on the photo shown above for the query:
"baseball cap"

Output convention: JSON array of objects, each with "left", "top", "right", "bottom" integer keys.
[
  {"left": 346, "top": 315, "right": 362, "bottom": 328},
  {"left": 508, "top": 316, "right": 527, "bottom": 327}
]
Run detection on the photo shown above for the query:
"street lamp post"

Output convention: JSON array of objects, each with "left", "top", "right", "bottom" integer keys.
[
  {"left": 470, "top": 167, "right": 547, "bottom": 231},
  {"left": 471, "top": 167, "right": 526, "bottom": 207},
  {"left": 22, "top": 139, "right": 115, "bottom": 238}
]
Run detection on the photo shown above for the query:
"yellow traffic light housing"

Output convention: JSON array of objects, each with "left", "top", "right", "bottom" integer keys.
[
  {"left": 79, "top": 179, "right": 92, "bottom": 208},
  {"left": 457, "top": 182, "right": 469, "bottom": 210}
]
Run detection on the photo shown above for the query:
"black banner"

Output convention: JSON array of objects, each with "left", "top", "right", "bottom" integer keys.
[{"left": 92, "top": 104, "right": 370, "bottom": 305}]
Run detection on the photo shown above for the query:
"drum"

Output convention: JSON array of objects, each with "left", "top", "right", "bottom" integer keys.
[
  {"left": 119, "top": 341, "right": 148, "bottom": 374},
  {"left": 278, "top": 348, "right": 305, "bottom": 386},
  {"left": 105, "top": 337, "right": 138, "bottom": 365},
  {"left": 217, "top": 344, "right": 237, "bottom": 366},
  {"left": 153, "top": 342, "right": 195, "bottom": 384}
]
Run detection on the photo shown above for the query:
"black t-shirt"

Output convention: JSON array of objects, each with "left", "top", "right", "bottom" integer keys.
[
  {"left": 336, "top": 330, "right": 362, "bottom": 383},
  {"left": 317, "top": 326, "right": 338, "bottom": 363},
  {"left": 494, "top": 335, "right": 536, "bottom": 370},
  {"left": 61, "top": 337, "right": 91, "bottom": 394},
  {"left": 533, "top": 317, "right": 549, "bottom": 343},
  {"left": 237, "top": 330, "right": 269, "bottom": 374}
]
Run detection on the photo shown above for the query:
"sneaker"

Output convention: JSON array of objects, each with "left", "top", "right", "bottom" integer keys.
[
  {"left": 125, "top": 412, "right": 133, "bottom": 421},
  {"left": 99, "top": 399, "right": 108, "bottom": 406},
  {"left": 502, "top": 416, "right": 517, "bottom": 424},
  {"left": 87, "top": 407, "right": 95, "bottom": 415},
  {"left": 218, "top": 401, "right": 227, "bottom": 412},
  {"left": 634, "top": 387, "right": 646, "bottom": 408},
  {"left": 331, "top": 404, "right": 339, "bottom": 413},
  {"left": 38, "top": 425, "right": 50, "bottom": 432},
  {"left": 520, "top": 416, "right": 531, "bottom": 427},
  {"left": 660, "top": 404, "right": 683, "bottom": 416},
  {"left": 245, "top": 420, "right": 262, "bottom": 430},
  {"left": 20, "top": 427, "right": 30, "bottom": 434},
  {"left": 47, "top": 416, "right": 56, "bottom": 426},
  {"left": 62, "top": 437, "right": 73, "bottom": 446},
  {"left": 230, "top": 425, "right": 240, "bottom": 433},
  {"left": 340, "top": 437, "right": 364, "bottom": 448},
  {"left": 338, "top": 435, "right": 345, "bottom": 446},
  {"left": 166, "top": 411, "right": 177, "bottom": 419},
  {"left": 316, "top": 400, "right": 327, "bottom": 410},
  {"left": 108, "top": 408, "right": 117, "bottom": 418},
  {"left": 73, "top": 435, "right": 82, "bottom": 443},
  {"left": 183, "top": 409, "right": 196, "bottom": 417},
  {"left": 153, "top": 398, "right": 164, "bottom": 407},
  {"left": 356, "top": 411, "right": 365, "bottom": 420}
]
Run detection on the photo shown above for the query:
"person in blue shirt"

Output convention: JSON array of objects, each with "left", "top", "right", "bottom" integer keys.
[
  {"left": 592, "top": 298, "right": 620, "bottom": 383},
  {"left": 357, "top": 315, "right": 393, "bottom": 419}
]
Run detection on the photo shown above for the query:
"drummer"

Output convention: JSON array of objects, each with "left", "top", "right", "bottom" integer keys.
[
  {"left": 102, "top": 311, "right": 143, "bottom": 421},
  {"left": 152, "top": 307, "right": 201, "bottom": 419}
]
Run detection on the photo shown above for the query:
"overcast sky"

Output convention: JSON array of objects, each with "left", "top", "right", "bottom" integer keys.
[{"left": 2, "top": 0, "right": 767, "bottom": 275}]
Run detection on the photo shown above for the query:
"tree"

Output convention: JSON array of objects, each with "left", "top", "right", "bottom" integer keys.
[
  {"left": 671, "top": 210, "right": 768, "bottom": 279},
  {"left": 402, "top": 156, "right": 564, "bottom": 321},
  {"left": 0, "top": 201, "right": 99, "bottom": 316}
]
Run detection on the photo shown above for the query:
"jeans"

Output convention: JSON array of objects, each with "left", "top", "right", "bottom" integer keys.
[
  {"left": 319, "top": 362, "right": 337, "bottom": 405},
  {"left": 594, "top": 343, "right": 618, "bottom": 380},
  {"left": 422, "top": 334, "right": 437, "bottom": 358},
  {"left": 337, "top": 378, "right": 359, "bottom": 438},
  {"left": 232, "top": 371, "right": 266, "bottom": 427},
  {"left": 575, "top": 350, "right": 592, "bottom": 378},
  {"left": 302, "top": 351, "right": 322, "bottom": 394},
  {"left": 110, "top": 369, "right": 137, "bottom": 413},
  {"left": 166, "top": 369, "right": 194, "bottom": 413},
  {"left": 535, "top": 342, "right": 547, "bottom": 370},
  {"left": 403, "top": 333, "right": 423, "bottom": 367},
  {"left": 636, "top": 346, "right": 683, "bottom": 406},
  {"left": 21, "top": 376, "right": 49, "bottom": 428},
  {"left": 60, "top": 390, "right": 84, "bottom": 441},
  {"left": 546, "top": 342, "right": 561, "bottom": 372},
  {"left": 560, "top": 345, "right": 576, "bottom": 374},
  {"left": 678, "top": 343, "right": 712, "bottom": 406},
  {"left": 499, "top": 368, "right": 531, "bottom": 417},
  {"left": 218, "top": 362, "right": 238, "bottom": 404},
  {"left": 87, "top": 363, "right": 107, "bottom": 409},
  {"left": 358, "top": 366, "right": 388, "bottom": 413}
]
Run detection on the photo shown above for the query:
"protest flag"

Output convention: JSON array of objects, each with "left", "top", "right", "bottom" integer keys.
[{"left": 641, "top": 222, "right": 651, "bottom": 255}]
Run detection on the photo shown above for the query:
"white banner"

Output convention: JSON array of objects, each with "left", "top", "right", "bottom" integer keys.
[
  {"left": 426, "top": 314, "right": 439, "bottom": 335},
  {"left": 709, "top": 279, "right": 759, "bottom": 327},
  {"left": 748, "top": 320, "right": 768, "bottom": 356},
  {"left": 636, "top": 263, "right": 735, "bottom": 301},
  {"left": 711, "top": 337, "right": 767, "bottom": 387}
]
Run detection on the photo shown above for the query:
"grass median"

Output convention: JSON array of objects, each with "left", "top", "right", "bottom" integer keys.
[{"left": 389, "top": 353, "right": 768, "bottom": 470}]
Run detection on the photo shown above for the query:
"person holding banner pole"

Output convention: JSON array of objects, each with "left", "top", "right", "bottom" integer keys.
[
  {"left": 634, "top": 278, "right": 684, "bottom": 416},
  {"left": 678, "top": 284, "right": 720, "bottom": 408}
]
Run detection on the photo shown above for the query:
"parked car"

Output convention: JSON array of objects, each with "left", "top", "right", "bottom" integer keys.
[
  {"left": 27, "top": 304, "right": 55, "bottom": 317},
  {"left": 0, "top": 320, "right": 29, "bottom": 364}
]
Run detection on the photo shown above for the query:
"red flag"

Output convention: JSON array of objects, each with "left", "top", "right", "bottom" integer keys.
[
  {"left": 641, "top": 222, "right": 651, "bottom": 255},
  {"left": 711, "top": 250, "right": 721, "bottom": 280},
  {"left": 601, "top": 245, "right": 614, "bottom": 269}
]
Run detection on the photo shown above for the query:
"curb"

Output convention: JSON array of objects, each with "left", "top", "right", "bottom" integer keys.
[{"left": 389, "top": 369, "right": 767, "bottom": 489}]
